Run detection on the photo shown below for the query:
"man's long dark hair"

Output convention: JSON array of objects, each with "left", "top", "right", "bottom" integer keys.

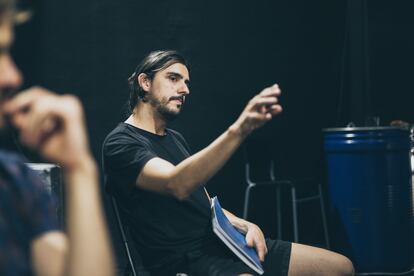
[{"left": 127, "top": 50, "right": 188, "bottom": 114}]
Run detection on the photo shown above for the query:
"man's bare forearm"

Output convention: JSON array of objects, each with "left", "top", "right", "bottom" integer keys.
[
  {"left": 166, "top": 85, "right": 281, "bottom": 199},
  {"left": 138, "top": 84, "right": 282, "bottom": 199},
  {"left": 223, "top": 208, "right": 267, "bottom": 261},
  {"left": 223, "top": 208, "right": 251, "bottom": 234},
  {"left": 167, "top": 125, "right": 245, "bottom": 199},
  {"left": 64, "top": 157, "right": 114, "bottom": 276}
]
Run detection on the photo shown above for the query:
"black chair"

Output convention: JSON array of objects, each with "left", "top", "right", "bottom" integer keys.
[
  {"left": 111, "top": 196, "right": 151, "bottom": 276},
  {"left": 242, "top": 146, "right": 330, "bottom": 248},
  {"left": 111, "top": 196, "right": 190, "bottom": 276}
]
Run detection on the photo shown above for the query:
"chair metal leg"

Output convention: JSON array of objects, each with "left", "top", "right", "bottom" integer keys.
[
  {"left": 111, "top": 197, "right": 138, "bottom": 276},
  {"left": 243, "top": 184, "right": 253, "bottom": 219},
  {"left": 276, "top": 186, "right": 282, "bottom": 240},
  {"left": 291, "top": 187, "right": 299, "bottom": 243},
  {"left": 318, "top": 184, "right": 330, "bottom": 249}
]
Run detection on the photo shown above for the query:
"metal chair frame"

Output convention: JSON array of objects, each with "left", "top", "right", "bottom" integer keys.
[
  {"left": 111, "top": 196, "right": 189, "bottom": 276},
  {"left": 111, "top": 196, "right": 145, "bottom": 276},
  {"left": 243, "top": 160, "right": 330, "bottom": 248}
]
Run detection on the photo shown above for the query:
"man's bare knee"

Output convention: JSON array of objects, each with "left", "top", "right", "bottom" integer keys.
[
  {"left": 289, "top": 243, "right": 355, "bottom": 276},
  {"left": 315, "top": 250, "right": 354, "bottom": 276},
  {"left": 337, "top": 255, "right": 354, "bottom": 276}
]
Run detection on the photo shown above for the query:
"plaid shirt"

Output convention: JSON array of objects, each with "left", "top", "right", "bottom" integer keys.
[{"left": 0, "top": 151, "right": 59, "bottom": 276}]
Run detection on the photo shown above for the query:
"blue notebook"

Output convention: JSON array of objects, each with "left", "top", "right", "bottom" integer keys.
[{"left": 211, "top": 196, "right": 264, "bottom": 275}]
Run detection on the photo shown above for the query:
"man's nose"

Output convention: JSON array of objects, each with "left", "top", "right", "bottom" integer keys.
[
  {"left": 182, "top": 86, "right": 190, "bottom": 95},
  {"left": 178, "top": 81, "right": 190, "bottom": 95},
  {"left": 0, "top": 55, "right": 23, "bottom": 91}
]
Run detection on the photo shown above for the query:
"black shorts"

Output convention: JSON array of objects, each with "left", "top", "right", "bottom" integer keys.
[{"left": 185, "top": 238, "right": 292, "bottom": 276}]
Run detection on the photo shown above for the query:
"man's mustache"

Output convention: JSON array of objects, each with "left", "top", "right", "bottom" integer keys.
[{"left": 169, "top": 95, "right": 185, "bottom": 104}]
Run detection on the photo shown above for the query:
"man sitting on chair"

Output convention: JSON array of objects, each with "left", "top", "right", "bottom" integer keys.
[{"left": 102, "top": 50, "right": 354, "bottom": 276}]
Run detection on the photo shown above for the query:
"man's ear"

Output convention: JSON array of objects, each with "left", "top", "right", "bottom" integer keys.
[{"left": 137, "top": 73, "right": 151, "bottom": 92}]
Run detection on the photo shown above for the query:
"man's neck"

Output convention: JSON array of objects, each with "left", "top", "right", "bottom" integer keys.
[{"left": 125, "top": 104, "right": 167, "bottom": 135}]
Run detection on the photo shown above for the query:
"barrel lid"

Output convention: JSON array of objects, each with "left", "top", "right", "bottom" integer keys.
[{"left": 322, "top": 126, "right": 408, "bottom": 132}]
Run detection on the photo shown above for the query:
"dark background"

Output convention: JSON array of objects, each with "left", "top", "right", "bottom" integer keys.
[{"left": 11, "top": 0, "right": 414, "bottom": 269}]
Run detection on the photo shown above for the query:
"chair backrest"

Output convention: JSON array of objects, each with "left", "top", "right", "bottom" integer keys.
[
  {"left": 110, "top": 196, "right": 150, "bottom": 276},
  {"left": 111, "top": 197, "right": 191, "bottom": 276},
  {"left": 243, "top": 142, "right": 276, "bottom": 184}
]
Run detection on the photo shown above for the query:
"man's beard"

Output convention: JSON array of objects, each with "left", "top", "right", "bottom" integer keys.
[
  {"left": 0, "top": 115, "right": 46, "bottom": 161},
  {"left": 0, "top": 88, "right": 16, "bottom": 150},
  {"left": 0, "top": 112, "right": 13, "bottom": 150},
  {"left": 0, "top": 120, "right": 20, "bottom": 152},
  {"left": 148, "top": 95, "right": 183, "bottom": 123}
]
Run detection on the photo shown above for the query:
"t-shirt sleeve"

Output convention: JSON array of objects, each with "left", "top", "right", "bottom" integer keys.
[{"left": 103, "top": 131, "right": 157, "bottom": 193}]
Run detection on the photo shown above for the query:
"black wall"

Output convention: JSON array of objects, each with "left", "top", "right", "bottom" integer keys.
[{"left": 12, "top": 0, "right": 414, "bottom": 262}]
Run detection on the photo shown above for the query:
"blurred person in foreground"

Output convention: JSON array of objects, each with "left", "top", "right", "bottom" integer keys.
[{"left": 0, "top": 0, "right": 114, "bottom": 275}]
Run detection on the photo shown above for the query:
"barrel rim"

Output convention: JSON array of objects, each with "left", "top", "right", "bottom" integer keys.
[{"left": 322, "top": 126, "right": 408, "bottom": 132}]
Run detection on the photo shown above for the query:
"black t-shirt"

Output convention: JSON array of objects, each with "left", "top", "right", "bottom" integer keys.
[{"left": 102, "top": 123, "right": 214, "bottom": 269}]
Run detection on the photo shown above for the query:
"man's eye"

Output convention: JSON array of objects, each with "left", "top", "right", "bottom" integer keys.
[{"left": 169, "top": 76, "right": 178, "bottom": 82}]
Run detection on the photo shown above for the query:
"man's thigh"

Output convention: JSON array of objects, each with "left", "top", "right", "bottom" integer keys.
[
  {"left": 188, "top": 239, "right": 291, "bottom": 276},
  {"left": 288, "top": 243, "right": 354, "bottom": 276},
  {"left": 262, "top": 239, "right": 292, "bottom": 276},
  {"left": 187, "top": 245, "right": 257, "bottom": 276}
]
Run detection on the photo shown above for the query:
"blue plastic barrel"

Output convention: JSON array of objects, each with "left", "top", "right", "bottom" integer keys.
[{"left": 323, "top": 127, "right": 413, "bottom": 273}]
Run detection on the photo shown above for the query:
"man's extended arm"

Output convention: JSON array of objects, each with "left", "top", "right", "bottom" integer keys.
[
  {"left": 137, "top": 84, "right": 282, "bottom": 199},
  {"left": 3, "top": 88, "right": 115, "bottom": 276}
]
